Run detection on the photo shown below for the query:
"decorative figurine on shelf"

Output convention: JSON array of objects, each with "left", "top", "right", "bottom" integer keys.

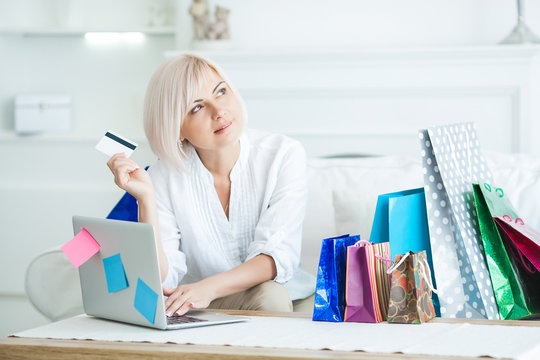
[
  {"left": 189, "top": 0, "right": 210, "bottom": 41},
  {"left": 189, "top": 1, "right": 232, "bottom": 50},
  {"left": 207, "top": 6, "right": 230, "bottom": 40},
  {"left": 500, "top": 0, "right": 540, "bottom": 44}
]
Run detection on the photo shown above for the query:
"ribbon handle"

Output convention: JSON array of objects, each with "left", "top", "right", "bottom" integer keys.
[
  {"left": 353, "top": 240, "right": 371, "bottom": 247},
  {"left": 386, "top": 252, "right": 410, "bottom": 274},
  {"left": 418, "top": 258, "right": 439, "bottom": 294},
  {"left": 385, "top": 252, "right": 439, "bottom": 294}
]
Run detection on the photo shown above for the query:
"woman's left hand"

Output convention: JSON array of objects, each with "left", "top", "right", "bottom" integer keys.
[{"left": 163, "top": 281, "right": 216, "bottom": 316}]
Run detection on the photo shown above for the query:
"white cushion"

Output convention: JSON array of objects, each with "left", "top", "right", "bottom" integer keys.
[
  {"left": 301, "top": 155, "right": 423, "bottom": 275},
  {"left": 486, "top": 151, "right": 540, "bottom": 231},
  {"left": 299, "top": 152, "right": 540, "bottom": 277}
]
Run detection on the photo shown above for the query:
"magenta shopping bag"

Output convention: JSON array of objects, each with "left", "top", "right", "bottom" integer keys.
[
  {"left": 344, "top": 240, "right": 392, "bottom": 323},
  {"left": 494, "top": 215, "right": 540, "bottom": 273}
]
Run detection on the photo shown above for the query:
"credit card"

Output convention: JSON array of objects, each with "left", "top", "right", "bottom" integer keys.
[{"left": 95, "top": 130, "right": 138, "bottom": 157}]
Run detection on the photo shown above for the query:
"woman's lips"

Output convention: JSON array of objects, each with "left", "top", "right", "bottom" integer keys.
[{"left": 214, "top": 121, "right": 232, "bottom": 134}]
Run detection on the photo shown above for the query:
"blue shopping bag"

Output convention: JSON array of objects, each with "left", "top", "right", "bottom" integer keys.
[
  {"left": 313, "top": 234, "right": 360, "bottom": 322},
  {"left": 106, "top": 166, "right": 150, "bottom": 222},
  {"left": 369, "top": 188, "right": 440, "bottom": 316},
  {"left": 106, "top": 191, "right": 138, "bottom": 222}
]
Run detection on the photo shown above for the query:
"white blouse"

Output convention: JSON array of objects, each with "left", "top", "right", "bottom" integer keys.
[{"left": 147, "top": 129, "right": 315, "bottom": 301}]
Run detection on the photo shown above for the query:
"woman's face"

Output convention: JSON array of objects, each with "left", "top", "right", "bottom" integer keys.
[{"left": 180, "top": 70, "right": 244, "bottom": 151}]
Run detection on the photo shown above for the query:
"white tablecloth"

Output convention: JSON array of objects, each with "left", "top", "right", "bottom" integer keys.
[{"left": 13, "top": 315, "right": 540, "bottom": 359}]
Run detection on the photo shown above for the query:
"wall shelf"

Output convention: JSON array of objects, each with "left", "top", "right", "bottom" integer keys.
[
  {"left": 0, "top": 131, "right": 147, "bottom": 144},
  {"left": 0, "top": 27, "right": 175, "bottom": 37},
  {"left": 165, "top": 44, "right": 540, "bottom": 65}
]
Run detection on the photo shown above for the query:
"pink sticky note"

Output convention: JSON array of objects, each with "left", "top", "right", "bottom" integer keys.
[{"left": 61, "top": 228, "right": 101, "bottom": 268}]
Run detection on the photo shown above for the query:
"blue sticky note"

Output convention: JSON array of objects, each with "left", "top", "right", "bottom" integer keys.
[
  {"left": 134, "top": 278, "right": 158, "bottom": 324},
  {"left": 102, "top": 254, "right": 129, "bottom": 293}
]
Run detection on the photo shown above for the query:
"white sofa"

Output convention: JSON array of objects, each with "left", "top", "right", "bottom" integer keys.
[{"left": 26, "top": 152, "right": 540, "bottom": 321}]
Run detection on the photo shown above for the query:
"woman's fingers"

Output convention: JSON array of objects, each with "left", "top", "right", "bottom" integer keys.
[
  {"left": 163, "top": 284, "right": 211, "bottom": 316},
  {"left": 175, "top": 302, "right": 192, "bottom": 316},
  {"left": 107, "top": 153, "right": 126, "bottom": 170},
  {"left": 106, "top": 153, "right": 153, "bottom": 200},
  {"left": 164, "top": 287, "right": 185, "bottom": 309},
  {"left": 164, "top": 287, "right": 180, "bottom": 309},
  {"left": 167, "top": 295, "right": 191, "bottom": 316},
  {"left": 107, "top": 154, "right": 140, "bottom": 189},
  {"left": 108, "top": 153, "right": 139, "bottom": 173},
  {"left": 164, "top": 287, "right": 197, "bottom": 316},
  {"left": 162, "top": 287, "right": 175, "bottom": 296},
  {"left": 114, "top": 169, "right": 131, "bottom": 188}
]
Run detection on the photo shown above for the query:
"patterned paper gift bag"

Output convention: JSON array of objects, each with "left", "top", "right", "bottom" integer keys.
[
  {"left": 419, "top": 122, "right": 498, "bottom": 320},
  {"left": 343, "top": 240, "right": 391, "bottom": 323},
  {"left": 387, "top": 250, "right": 437, "bottom": 324}
]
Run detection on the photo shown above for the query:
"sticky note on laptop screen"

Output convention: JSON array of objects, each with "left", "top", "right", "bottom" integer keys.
[
  {"left": 95, "top": 130, "right": 137, "bottom": 157},
  {"left": 134, "top": 278, "right": 158, "bottom": 324},
  {"left": 103, "top": 254, "right": 129, "bottom": 293},
  {"left": 61, "top": 228, "right": 101, "bottom": 268}
]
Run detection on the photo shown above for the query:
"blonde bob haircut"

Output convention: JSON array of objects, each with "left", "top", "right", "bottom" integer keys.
[{"left": 143, "top": 53, "right": 247, "bottom": 171}]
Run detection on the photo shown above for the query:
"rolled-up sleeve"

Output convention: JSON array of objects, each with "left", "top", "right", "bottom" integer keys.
[
  {"left": 245, "top": 141, "right": 308, "bottom": 283},
  {"left": 147, "top": 162, "right": 187, "bottom": 288}
]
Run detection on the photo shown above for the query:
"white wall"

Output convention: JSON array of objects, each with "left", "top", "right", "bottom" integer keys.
[
  {"left": 178, "top": 0, "right": 540, "bottom": 50},
  {"left": 1, "top": 0, "right": 540, "bottom": 337},
  {"left": 2, "top": 0, "right": 540, "bottom": 136},
  {"left": 0, "top": 35, "right": 174, "bottom": 135}
]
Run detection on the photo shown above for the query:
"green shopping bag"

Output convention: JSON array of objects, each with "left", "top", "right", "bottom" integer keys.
[{"left": 472, "top": 183, "right": 537, "bottom": 319}]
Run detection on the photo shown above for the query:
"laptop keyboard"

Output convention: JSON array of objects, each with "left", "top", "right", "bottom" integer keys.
[{"left": 167, "top": 314, "right": 208, "bottom": 325}]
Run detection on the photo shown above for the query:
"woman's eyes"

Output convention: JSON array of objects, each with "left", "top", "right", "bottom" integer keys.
[
  {"left": 190, "top": 88, "right": 227, "bottom": 114},
  {"left": 191, "top": 104, "right": 202, "bottom": 114},
  {"left": 217, "top": 87, "right": 227, "bottom": 96}
]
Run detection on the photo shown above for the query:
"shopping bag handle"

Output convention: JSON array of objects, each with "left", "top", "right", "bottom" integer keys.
[
  {"left": 498, "top": 216, "right": 535, "bottom": 274},
  {"left": 483, "top": 183, "right": 504, "bottom": 198},
  {"left": 385, "top": 253, "right": 439, "bottom": 294},
  {"left": 353, "top": 240, "right": 371, "bottom": 246},
  {"left": 375, "top": 254, "right": 393, "bottom": 263},
  {"left": 357, "top": 240, "right": 393, "bottom": 264},
  {"left": 418, "top": 258, "right": 439, "bottom": 294},
  {"left": 502, "top": 214, "right": 525, "bottom": 225},
  {"left": 386, "top": 252, "right": 410, "bottom": 274}
]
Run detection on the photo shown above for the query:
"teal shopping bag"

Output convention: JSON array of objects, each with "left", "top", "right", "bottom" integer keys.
[{"left": 369, "top": 188, "right": 440, "bottom": 316}]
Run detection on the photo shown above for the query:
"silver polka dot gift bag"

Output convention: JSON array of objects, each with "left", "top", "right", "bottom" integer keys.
[{"left": 419, "top": 122, "right": 499, "bottom": 320}]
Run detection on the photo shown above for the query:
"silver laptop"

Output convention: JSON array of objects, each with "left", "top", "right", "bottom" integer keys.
[{"left": 73, "top": 215, "right": 249, "bottom": 330}]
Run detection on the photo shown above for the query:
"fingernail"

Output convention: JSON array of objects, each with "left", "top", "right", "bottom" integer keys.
[{"left": 166, "top": 311, "right": 172, "bottom": 316}]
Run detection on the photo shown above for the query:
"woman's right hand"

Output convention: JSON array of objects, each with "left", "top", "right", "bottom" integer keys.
[{"left": 107, "top": 153, "right": 154, "bottom": 201}]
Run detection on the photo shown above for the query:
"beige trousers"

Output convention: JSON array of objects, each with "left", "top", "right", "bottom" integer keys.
[{"left": 208, "top": 280, "right": 315, "bottom": 314}]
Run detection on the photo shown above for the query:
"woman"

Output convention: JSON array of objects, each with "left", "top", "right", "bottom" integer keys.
[{"left": 107, "top": 54, "right": 315, "bottom": 316}]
